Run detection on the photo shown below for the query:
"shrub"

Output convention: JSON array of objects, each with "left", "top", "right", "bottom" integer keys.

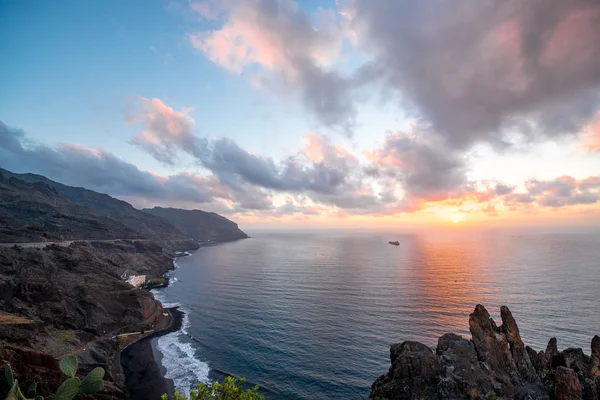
[{"left": 161, "top": 376, "right": 263, "bottom": 400}]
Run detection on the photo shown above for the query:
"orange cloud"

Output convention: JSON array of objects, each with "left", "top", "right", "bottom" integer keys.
[{"left": 580, "top": 114, "right": 600, "bottom": 152}]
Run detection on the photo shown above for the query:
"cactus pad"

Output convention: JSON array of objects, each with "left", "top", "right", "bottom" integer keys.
[{"left": 58, "top": 356, "right": 78, "bottom": 378}]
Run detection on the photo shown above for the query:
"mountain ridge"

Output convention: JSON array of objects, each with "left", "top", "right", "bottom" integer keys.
[
  {"left": 0, "top": 167, "right": 248, "bottom": 243},
  {"left": 142, "top": 206, "right": 249, "bottom": 242}
]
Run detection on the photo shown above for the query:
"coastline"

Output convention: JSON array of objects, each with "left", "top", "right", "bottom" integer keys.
[
  {"left": 121, "top": 238, "right": 248, "bottom": 399},
  {"left": 121, "top": 307, "right": 183, "bottom": 400}
]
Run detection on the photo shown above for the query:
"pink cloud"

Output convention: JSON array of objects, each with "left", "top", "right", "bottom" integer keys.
[
  {"left": 189, "top": 0, "right": 342, "bottom": 75},
  {"left": 539, "top": 4, "right": 600, "bottom": 70}
]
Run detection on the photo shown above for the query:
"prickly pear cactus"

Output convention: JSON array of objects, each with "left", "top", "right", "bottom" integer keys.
[
  {"left": 80, "top": 367, "right": 104, "bottom": 394},
  {"left": 53, "top": 377, "right": 80, "bottom": 400},
  {"left": 27, "top": 382, "right": 37, "bottom": 398},
  {"left": 4, "top": 363, "right": 14, "bottom": 387},
  {"left": 5, "top": 378, "right": 18, "bottom": 400},
  {"left": 58, "top": 356, "right": 78, "bottom": 378}
]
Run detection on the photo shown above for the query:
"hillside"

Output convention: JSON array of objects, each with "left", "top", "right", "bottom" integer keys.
[
  {"left": 0, "top": 168, "right": 188, "bottom": 242},
  {"left": 0, "top": 172, "right": 139, "bottom": 242},
  {"left": 143, "top": 206, "right": 249, "bottom": 242}
]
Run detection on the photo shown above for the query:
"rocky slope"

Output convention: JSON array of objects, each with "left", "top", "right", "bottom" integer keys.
[
  {"left": 370, "top": 304, "right": 600, "bottom": 400},
  {"left": 0, "top": 171, "right": 140, "bottom": 243},
  {"left": 0, "top": 168, "right": 189, "bottom": 242},
  {"left": 0, "top": 168, "right": 250, "bottom": 398},
  {"left": 0, "top": 240, "right": 178, "bottom": 398},
  {"left": 143, "top": 206, "right": 249, "bottom": 242}
]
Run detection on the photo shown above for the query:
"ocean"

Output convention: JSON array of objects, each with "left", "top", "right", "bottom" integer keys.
[{"left": 152, "top": 230, "right": 600, "bottom": 399}]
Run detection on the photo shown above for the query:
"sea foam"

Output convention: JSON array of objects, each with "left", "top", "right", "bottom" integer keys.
[
  {"left": 152, "top": 253, "right": 210, "bottom": 396},
  {"left": 157, "top": 331, "right": 210, "bottom": 397}
]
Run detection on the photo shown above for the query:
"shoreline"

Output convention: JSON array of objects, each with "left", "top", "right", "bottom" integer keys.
[
  {"left": 120, "top": 247, "right": 196, "bottom": 399},
  {"left": 121, "top": 238, "right": 247, "bottom": 399},
  {"left": 120, "top": 307, "right": 184, "bottom": 400}
]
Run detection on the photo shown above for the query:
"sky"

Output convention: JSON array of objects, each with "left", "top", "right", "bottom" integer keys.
[{"left": 1, "top": 0, "right": 600, "bottom": 229}]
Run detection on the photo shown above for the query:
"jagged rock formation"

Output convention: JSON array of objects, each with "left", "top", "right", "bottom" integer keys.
[
  {"left": 370, "top": 305, "right": 600, "bottom": 400},
  {"left": 143, "top": 206, "right": 249, "bottom": 242}
]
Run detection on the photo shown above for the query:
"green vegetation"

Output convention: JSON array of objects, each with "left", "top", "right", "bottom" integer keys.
[
  {"left": 2, "top": 355, "right": 104, "bottom": 400},
  {"left": 161, "top": 377, "right": 263, "bottom": 400},
  {"left": 142, "top": 277, "right": 168, "bottom": 289}
]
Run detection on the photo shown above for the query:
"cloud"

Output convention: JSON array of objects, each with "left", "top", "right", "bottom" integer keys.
[
  {"left": 128, "top": 97, "right": 201, "bottom": 165},
  {"left": 3, "top": 118, "right": 599, "bottom": 221},
  {"left": 524, "top": 176, "right": 600, "bottom": 207},
  {"left": 0, "top": 121, "right": 225, "bottom": 207},
  {"left": 129, "top": 97, "right": 362, "bottom": 197},
  {"left": 365, "top": 130, "right": 467, "bottom": 201},
  {"left": 344, "top": 0, "right": 600, "bottom": 148},
  {"left": 580, "top": 112, "right": 600, "bottom": 152},
  {"left": 188, "top": 0, "right": 356, "bottom": 133}
]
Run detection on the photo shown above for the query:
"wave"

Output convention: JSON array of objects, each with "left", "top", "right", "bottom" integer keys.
[
  {"left": 152, "top": 251, "right": 210, "bottom": 397},
  {"left": 157, "top": 331, "right": 210, "bottom": 397}
]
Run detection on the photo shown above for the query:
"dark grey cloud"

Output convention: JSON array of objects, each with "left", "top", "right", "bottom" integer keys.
[
  {"left": 367, "top": 131, "right": 468, "bottom": 200},
  {"left": 346, "top": 0, "right": 600, "bottom": 148},
  {"left": 194, "top": 137, "right": 354, "bottom": 195},
  {"left": 0, "top": 121, "right": 216, "bottom": 205},
  {"left": 129, "top": 98, "right": 362, "bottom": 196},
  {"left": 495, "top": 183, "right": 515, "bottom": 195}
]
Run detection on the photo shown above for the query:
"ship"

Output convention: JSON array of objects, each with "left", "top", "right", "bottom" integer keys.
[{"left": 388, "top": 241, "right": 400, "bottom": 246}]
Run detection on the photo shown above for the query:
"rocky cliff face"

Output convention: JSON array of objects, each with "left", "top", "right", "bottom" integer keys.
[
  {"left": 370, "top": 305, "right": 600, "bottom": 400},
  {"left": 143, "top": 206, "right": 249, "bottom": 242},
  {"left": 0, "top": 240, "right": 179, "bottom": 398}
]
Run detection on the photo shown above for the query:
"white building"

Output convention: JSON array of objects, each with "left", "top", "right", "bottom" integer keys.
[{"left": 126, "top": 275, "right": 146, "bottom": 288}]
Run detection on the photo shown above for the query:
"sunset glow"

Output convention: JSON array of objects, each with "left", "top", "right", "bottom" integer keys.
[{"left": 1, "top": 0, "right": 600, "bottom": 230}]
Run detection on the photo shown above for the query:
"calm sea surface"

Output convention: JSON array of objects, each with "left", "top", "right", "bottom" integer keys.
[{"left": 152, "top": 230, "right": 600, "bottom": 399}]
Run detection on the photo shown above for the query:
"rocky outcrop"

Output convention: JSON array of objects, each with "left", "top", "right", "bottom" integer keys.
[{"left": 370, "top": 305, "right": 600, "bottom": 400}]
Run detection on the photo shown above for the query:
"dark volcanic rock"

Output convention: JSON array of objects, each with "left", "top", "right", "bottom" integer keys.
[
  {"left": 370, "top": 305, "right": 599, "bottom": 400},
  {"left": 370, "top": 341, "right": 438, "bottom": 399},
  {"left": 555, "top": 366, "right": 582, "bottom": 400},
  {"left": 0, "top": 241, "right": 181, "bottom": 398}
]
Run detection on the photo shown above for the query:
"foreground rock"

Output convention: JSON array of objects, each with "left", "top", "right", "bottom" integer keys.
[{"left": 370, "top": 305, "right": 600, "bottom": 400}]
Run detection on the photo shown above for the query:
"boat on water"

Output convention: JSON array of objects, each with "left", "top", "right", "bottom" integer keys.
[{"left": 389, "top": 241, "right": 400, "bottom": 246}]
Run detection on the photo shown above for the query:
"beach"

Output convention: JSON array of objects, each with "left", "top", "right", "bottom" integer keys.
[{"left": 121, "top": 307, "right": 184, "bottom": 400}]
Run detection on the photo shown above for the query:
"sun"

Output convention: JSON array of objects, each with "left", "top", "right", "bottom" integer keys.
[{"left": 453, "top": 218, "right": 461, "bottom": 224}]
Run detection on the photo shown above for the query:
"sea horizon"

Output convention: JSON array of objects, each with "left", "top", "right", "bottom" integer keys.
[{"left": 151, "top": 229, "right": 600, "bottom": 399}]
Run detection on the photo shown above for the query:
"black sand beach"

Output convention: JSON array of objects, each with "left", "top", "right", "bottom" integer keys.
[{"left": 121, "top": 308, "right": 184, "bottom": 400}]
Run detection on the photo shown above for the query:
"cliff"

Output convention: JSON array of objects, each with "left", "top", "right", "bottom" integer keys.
[
  {"left": 370, "top": 304, "right": 600, "bottom": 400},
  {"left": 143, "top": 206, "right": 249, "bottom": 242},
  {"left": 0, "top": 168, "right": 249, "bottom": 398},
  {"left": 0, "top": 240, "right": 180, "bottom": 398}
]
